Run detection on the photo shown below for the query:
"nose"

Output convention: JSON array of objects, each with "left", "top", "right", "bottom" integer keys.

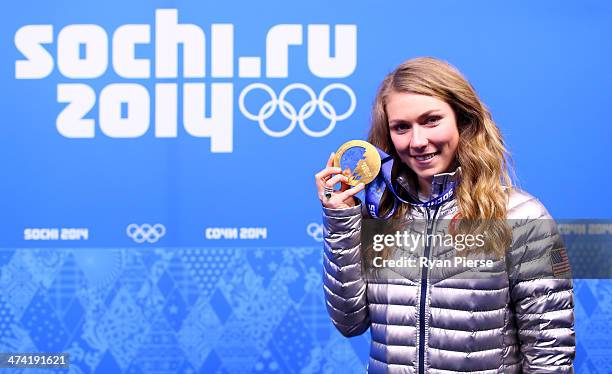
[{"left": 410, "top": 126, "right": 429, "bottom": 149}]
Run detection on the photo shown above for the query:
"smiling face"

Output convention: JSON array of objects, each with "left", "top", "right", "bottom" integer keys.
[{"left": 386, "top": 91, "right": 460, "bottom": 195}]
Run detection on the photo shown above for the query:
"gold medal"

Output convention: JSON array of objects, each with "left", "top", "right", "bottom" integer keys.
[{"left": 333, "top": 140, "right": 381, "bottom": 186}]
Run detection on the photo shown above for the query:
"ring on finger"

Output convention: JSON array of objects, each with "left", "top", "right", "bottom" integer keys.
[{"left": 323, "top": 186, "right": 334, "bottom": 199}]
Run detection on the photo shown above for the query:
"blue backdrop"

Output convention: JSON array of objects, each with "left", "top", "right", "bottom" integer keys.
[{"left": 1, "top": 0, "right": 611, "bottom": 372}]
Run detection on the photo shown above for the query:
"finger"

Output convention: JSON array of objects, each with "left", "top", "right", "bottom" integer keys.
[
  {"left": 326, "top": 152, "right": 335, "bottom": 168},
  {"left": 325, "top": 174, "right": 347, "bottom": 188},
  {"left": 315, "top": 166, "right": 342, "bottom": 180},
  {"left": 338, "top": 182, "right": 365, "bottom": 200},
  {"left": 315, "top": 167, "right": 343, "bottom": 188}
]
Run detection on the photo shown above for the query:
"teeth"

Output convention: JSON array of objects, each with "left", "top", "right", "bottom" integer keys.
[{"left": 415, "top": 153, "right": 436, "bottom": 161}]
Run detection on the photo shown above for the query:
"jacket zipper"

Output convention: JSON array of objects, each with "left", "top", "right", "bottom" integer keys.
[{"left": 418, "top": 205, "right": 440, "bottom": 374}]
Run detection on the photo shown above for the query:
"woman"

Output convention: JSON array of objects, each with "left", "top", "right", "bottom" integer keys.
[{"left": 315, "top": 57, "right": 575, "bottom": 373}]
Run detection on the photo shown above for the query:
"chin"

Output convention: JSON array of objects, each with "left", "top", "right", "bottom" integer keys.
[
  {"left": 408, "top": 159, "right": 455, "bottom": 177},
  {"left": 414, "top": 170, "right": 436, "bottom": 180},
  {"left": 407, "top": 162, "right": 437, "bottom": 175}
]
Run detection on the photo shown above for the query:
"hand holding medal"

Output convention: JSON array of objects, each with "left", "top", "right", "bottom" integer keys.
[
  {"left": 315, "top": 140, "right": 381, "bottom": 209},
  {"left": 315, "top": 151, "right": 364, "bottom": 209}
]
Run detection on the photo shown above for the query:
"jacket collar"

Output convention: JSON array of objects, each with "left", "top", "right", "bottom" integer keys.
[{"left": 396, "top": 166, "right": 462, "bottom": 203}]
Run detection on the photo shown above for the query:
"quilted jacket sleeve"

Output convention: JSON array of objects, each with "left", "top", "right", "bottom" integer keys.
[
  {"left": 322, "top": 202, "right": 370, "bottom": 337},
  {"left": 507, "top": 195, "right": 576, "bottom": 373}
]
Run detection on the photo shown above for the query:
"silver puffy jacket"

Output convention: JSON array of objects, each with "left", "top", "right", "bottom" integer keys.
[{"left": 322, "top": 169, "right": 575, "bottom": 373}]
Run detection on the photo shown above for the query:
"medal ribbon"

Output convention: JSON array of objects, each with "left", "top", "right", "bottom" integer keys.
[{"left": 364, "top": 147, "right": 457, "bottom": 220}]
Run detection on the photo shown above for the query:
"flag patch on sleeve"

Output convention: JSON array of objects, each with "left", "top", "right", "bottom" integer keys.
[{"left": 551, "top": 247, "right": 571, "bottom": 277}]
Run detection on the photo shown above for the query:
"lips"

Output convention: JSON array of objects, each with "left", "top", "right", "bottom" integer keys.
[{"left": 411, "top": 151, "right": 440, "bottom": 161}]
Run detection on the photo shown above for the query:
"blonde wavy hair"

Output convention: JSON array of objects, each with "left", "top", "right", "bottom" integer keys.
[{"left": 367, "top": 57, "right": 513, "bottom": 258}]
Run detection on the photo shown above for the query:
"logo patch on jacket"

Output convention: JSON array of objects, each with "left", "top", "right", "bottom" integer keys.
[
  {"left": 550, "top": 247, "right": 571, "bottom": 277},
  {"left": 448, "top": 212, "right": 461, "bottom": 236}
]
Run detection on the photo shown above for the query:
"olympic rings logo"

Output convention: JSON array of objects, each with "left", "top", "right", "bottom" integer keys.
[
  {"left": 126, "top": 223, "right": 166, "bottom": 243},
  {"left": 307, "top": 222, "right": 324, "bottom": 242},
  {"left": 239, "top": 83, "right": 356, "bottom": 138}
]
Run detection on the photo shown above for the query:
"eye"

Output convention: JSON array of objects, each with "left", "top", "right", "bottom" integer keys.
[
  {"left": 391, "top": 122, "right": 411, "bottom": 134},
  {"left": 425, "top": 115, "right": 442, "bottom": 126}
]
